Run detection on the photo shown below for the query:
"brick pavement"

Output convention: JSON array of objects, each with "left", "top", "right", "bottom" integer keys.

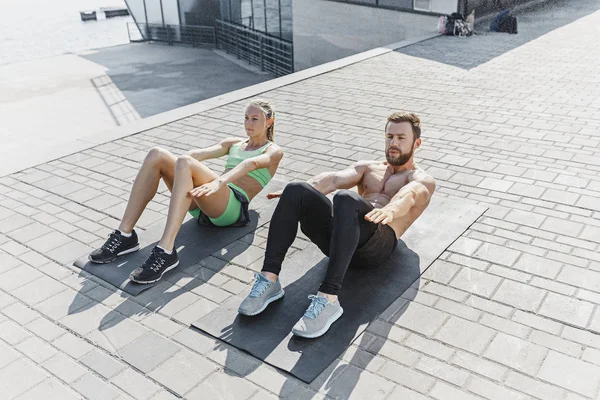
[{"left": 1, "top": 1, "right": 600, "bottom": 399}]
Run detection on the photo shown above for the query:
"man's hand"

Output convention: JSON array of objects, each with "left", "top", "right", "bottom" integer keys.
[
  {"left": 189, "top": 180, "right": 224, "bottom": 197},
  {"left": 365, "top": 208, "right": 394, "bottom": 225},
  {"left": 266, "top": 190, "right": 283, "bottom": 199}
]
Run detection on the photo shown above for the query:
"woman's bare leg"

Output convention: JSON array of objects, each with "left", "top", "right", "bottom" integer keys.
[
  {"left": 157, "top": 155, "right": 231, "bottom": 251},
  {"left": 118, "top": 147, "right": 177, "bottom": 233}
]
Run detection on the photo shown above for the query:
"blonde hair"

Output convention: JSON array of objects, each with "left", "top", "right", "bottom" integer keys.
[
  {"left": 247, "top": 99, "right": 275, "bottom": 142},
  {"left": 386, "top": 112, "right": 421, "bottom": 140}
]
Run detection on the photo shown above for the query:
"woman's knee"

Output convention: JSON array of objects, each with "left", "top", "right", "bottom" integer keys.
[
  {"left": 144, "top": 147, "right": 171, "bottom": 167},
  {"left": 175, "top": 154, "right": 195, "bottom": 171}
]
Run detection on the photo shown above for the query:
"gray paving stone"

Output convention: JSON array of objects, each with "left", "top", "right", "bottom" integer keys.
[
  {"left": 94, "top": 315, "right": 149, "bottom": 350},
  {"left": 557, "top": 265, "right": 600, "bottom": 294},
  {"left": 18, "top": 251, "right": 52, "bottom": 268},
  {"left": 0, "top": 358, "right": 48, "bottom": 399},
  {"left": 448, "top": 237, "right": 482, "bottom": 256},
  {"left": 0, "top": 251, "right": 21, "bottom": 273},
  {"left": 416, "top": 355, "right": 469, "bottom": 387},
  {"left": 41, "top": 353, "right": 88, "bottom": 384},
  {"left": 45, "top": 240, "right": 94, "bottom": 265},
  {"left": 0, "top": 339, "right": 21, "bottom": 369},
  {"left": 1, "top": 240, "right": 29, "bottom": 256},
  {"left": 15, "top": 378, "right": 81, "bottom": 400},
  {"left": 52, "top": 332, "right": 95, "bottom": 359},
  {"left": 378, "top": 360, "right": 435, "bottom": 395},
  {"left": 36, "top": 289, "right": 94, "bottom": 320},
  {"left": 480, "top": 313, "right": 530, "bottom": 339},
  {"left": 492, "top": 280, "right": 546, "bottom": 312},
  {"left": 582, "top": 347, "right": 600, "bottom": 366},
  {"left": 393, "top": 302, "right": 448, "bottom": 336},
  {"left": 59, "top": 303, "right": 120, "bottom": 336},
  {"left": 2, "top": 302, "right": 40, "bottom": 325},
  {"left": 505, "top": 370, "right": 565, "bottom": 400},
  {"left": 473, "top": 242, "right": 520, "bottom": 267},
  {"left": 538, "top": 292, "right": 594, "bottom": 328},
  {"left": 513, "top": 253, "right": 562, "bottom": 279},
  {"left": 386, "top": 385, "right": 429, "bottom": 400},
  {"left": 404, "top": 333, "right": 455, "bottom": 361},
  {"left": 27, "top": 231, "right": 72, "bottom": 254},
  {"left": 423, "top": 281, "right": 468, "bottom": 303},
  {"left": 80, "top": 349, "right": 127, "bottom": 379},
  {"left": 435, "top": 316, "right": 496, "bottom": 355},
  {"left": 172, "top": 297, "right": 218, "bottom": 325},
  {"left": 529, "top": 330, "right": 582, "bottom": 357},
  {"left": 511, "top": 311, "right": 562, "bottom": 335},
  {"left": 450, "top": 267, "right": 502, "bottom": 298},
  {"left": 119, "top": 332, "right": 181, "bottom": 374},
  {"left": 148, "top": 349, "right": 217, "bottom": 396},
  {"left": 15, "top": 336, "right": 58, "bottom": 363},
  {"left": 11, "top": 277, "right": 67, "bottom": 307},
  {"left": 430, "top": 381, "right": 481, "bottom": 400},
  {"left": 324, "top": 364, "right": 395, "bottom": 400},
  {"left": 451, "top": 350, "right": 507, "bottom": 382},
  {"left": 435, "top": 298, "right": 482, "bottom": 322},
  {"left": 484, "top": 333, "right": 548, "bottom": 376},
  {"left": 0, "top": 214, "right": 35, "bottom": 233},
  {"left": 537, "top": 351, "right": 600, "bottom": 397},
  {"left": 71, "top": 373, "right": 121, "bottom": 400},
  {"left": 171, "top": 328, "right": 217, "bottom": 355},
  {"left": 111, "top": 368, "right": 161, "bottom": 400},
  {"left": 467, "top": 375, "right": 529, "bottom": 400},
  {"left": 149, "top": 390, "right": 180, "bottom": 400},
  {"left": 0, "top": 265, "right": 44, "bottom": 292},
  {"left": 0, "top": 319, "right": 32, "bottom": 345}
]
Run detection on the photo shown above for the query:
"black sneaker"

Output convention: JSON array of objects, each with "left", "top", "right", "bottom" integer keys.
[
  {"left": 89, "top": 230, "right": 140, "bottom": 263},
  {"left": 129, "top": 246, "right": 179, "bottom": 284}
]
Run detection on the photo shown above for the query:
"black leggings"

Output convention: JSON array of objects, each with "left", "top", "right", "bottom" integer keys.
[{"left": 262, "top": 182, "right": 388, "bottom": 295}]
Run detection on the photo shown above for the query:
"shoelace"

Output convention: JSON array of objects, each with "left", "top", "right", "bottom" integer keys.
[
  {"left": 249, "top": 273, "right": 270, "bottom": 298},
  {"left": 142, "top": 249, "right": 166, "bottom": 273},
  {"left": 304, "top": 295, "right": 328, "bottom": 319},
  {"left": 102, "top": 232, "right": 122, "bottom": 253}
]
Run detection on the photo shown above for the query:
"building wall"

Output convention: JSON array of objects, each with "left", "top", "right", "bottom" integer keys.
[
  {"left": 460, "top": 0, "right": 543, "bottom": 16},
  {"left": 292, "top": 0, "right": 442, "bottom": 71}
]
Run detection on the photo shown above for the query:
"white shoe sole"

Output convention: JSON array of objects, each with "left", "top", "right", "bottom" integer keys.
[
  {"left": 88, "top": 244, "right": 140, "bottom": 264},
  {"left": 292, "top": 307, "right": 344, "bottom": 339},
  {"left": 238, "top": 289, "right": 285, "bottom": 316},
  {"left": 129, "top": 260, "right": 179, "bottom": 284}
]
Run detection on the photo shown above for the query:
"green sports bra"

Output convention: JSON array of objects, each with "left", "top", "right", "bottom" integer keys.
[{"left": 225, "top": 140, "right": 273, "bottom": 191}]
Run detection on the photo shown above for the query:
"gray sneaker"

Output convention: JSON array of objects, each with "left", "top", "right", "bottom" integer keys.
[
  {"left": 291, "top": 294, "right": 344, "bottom": 339},
  {"left": 238, "top": 273, "right": 285, "bottom": 316}
]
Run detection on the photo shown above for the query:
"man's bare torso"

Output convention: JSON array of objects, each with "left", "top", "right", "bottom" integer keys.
[{"left": 357, "top": 161, "right": 431, "bottom": 238}]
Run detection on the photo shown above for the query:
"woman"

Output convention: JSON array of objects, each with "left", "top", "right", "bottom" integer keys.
[{"left": 89, "top": 99, "right": 284, "bottom": 284}]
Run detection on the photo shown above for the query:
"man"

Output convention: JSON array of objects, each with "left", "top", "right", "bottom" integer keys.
[{"left": 238, "top": 112, "right": 435, "bottom": 338}]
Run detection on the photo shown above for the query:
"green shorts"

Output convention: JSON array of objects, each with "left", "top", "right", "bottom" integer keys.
[{"left": 188, "top": 184, "right": 248, "bottom": 227}]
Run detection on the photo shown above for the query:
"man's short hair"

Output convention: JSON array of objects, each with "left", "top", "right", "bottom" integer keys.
[{"left": 386, "top": 112, "right": 421, "bottom": 140}]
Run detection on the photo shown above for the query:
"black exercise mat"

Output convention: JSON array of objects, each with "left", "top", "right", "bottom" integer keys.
[
  {"left": 73, "top": 180, "right": 286, "bottom": 295},
  {"left": 192, "top": 196, "right": 486, "bottom": 383}
]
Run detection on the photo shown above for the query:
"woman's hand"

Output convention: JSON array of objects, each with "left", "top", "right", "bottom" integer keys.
[
  {"left": 189, "top": 180, "right": 224, "bottom": 198},
  {"left": 365, "top": 208, "right": 394, "bottom": 225},
  {"left": 266, "top": 190, "right": 283, "bottom": 199}
]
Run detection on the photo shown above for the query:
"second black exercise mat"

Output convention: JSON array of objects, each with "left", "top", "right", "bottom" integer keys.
[{"left": 192, "top": 196, "right": 486, "bottom": 383}]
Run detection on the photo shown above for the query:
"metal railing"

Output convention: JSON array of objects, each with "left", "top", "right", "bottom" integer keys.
[
  {"left": 215, "top": 19, "right": 293, "bottom": 77},
  {"left": 127, "top": 23, "right": 216, "bottom": 47}
]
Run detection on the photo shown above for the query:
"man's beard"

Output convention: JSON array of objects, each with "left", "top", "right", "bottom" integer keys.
[{"left": 386, "top": 146, "right": 414, "bottom": 166}]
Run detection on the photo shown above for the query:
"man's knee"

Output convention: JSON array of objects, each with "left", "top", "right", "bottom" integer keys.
[
  {"left": 281, "top": 182, "right": 313, "bottom": 199},
  {"left": 333, "top": 190, "right": 361, "bottom": 208}
]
